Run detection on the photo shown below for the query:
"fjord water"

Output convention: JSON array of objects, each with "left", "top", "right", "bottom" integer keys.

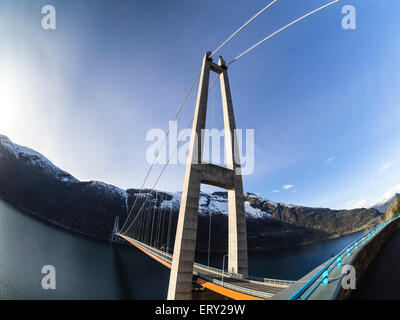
[{"left": 0, "top": 199, "right": 364, "bottom": 299}]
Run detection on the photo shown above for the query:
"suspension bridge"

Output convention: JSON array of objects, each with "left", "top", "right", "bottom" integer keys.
[{"left": 108, "top": 0, "right": 399, "bottom": 300}]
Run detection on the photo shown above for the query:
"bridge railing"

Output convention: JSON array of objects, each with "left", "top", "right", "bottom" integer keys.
[
  {"left": 126, "top": 236, "right": 173, "bottom": 262},
  {"left": 288, "top": 214, "right": 400, "bottom": 300},
  {"left": 126, "top": 235, "right": 293, "bottom": 289},
  {"left": 198, "top": 273, "right": 274, "bottom": 300},
  {"left": 126, "top": 235, "right": 294, "bottom": 293},
  {"left": 193, "top": 262, "right": 293, "bottom": 287},
  {"left": 243, "top": 274, "right": 294, "bottom": 287}
]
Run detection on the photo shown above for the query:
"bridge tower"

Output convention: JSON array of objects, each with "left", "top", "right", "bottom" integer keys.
[
  {"left": 167, "top": 52, "right": 248, "bottom": 300},
  {"left": 112, "top": 216, "right": 120, "bottom": 242}
]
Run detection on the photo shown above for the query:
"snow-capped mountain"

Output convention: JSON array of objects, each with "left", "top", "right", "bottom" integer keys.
[
  {"left": 0, "top": 133, "right": 128, "bottom": 198},
  {"left": 0, "top": 134, "right": 274, "bottom": 221},
  {"left": 0, "top": 134, "right": 128, "bottom": 239},
  {"left": 0, "top": 134, "right": 78, "bottom": 184},
  {"left": 160, "top": 191, "right": 272, "bottom": 219},
  {"left": 370, "top": 189, "right": 400, "bottom": 213},
  {"left": 0, "top": 134, "right": 384, "bottom": 251}
]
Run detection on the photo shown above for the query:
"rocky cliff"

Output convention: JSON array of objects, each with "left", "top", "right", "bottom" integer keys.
[{"left": 384, "top": 195, "right": 400, "bottom": 220}]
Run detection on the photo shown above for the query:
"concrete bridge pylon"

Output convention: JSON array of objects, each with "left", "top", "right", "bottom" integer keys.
[{"left": 167, "top": 52, "right": 248, "bottom": 300}]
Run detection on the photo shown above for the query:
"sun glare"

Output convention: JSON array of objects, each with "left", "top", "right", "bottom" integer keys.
[{"left": 0, "top": 62, "right": 27, "bottom": 135}]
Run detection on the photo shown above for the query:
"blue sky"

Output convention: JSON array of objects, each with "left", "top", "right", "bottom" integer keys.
[{"left": 1, "top": 0, "right": 400, "bottom": 209}]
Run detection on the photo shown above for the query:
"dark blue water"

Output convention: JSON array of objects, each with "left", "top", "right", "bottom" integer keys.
[
  {"left": 0, "top": 199, "right": 364, "bottom": 299},
  {"left": 197, "top": 231, "right": 365, "bottom": 281},
  {"left": 0, "top": 199, "right": 170, "bottom": 299}
]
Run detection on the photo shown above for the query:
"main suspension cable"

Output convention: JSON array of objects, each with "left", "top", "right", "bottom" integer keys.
[
  {"left": 119, "top": 70, "right": 201, "bottom": 234},
  {"left": 228, "top": 0, "right": 340, "bottom": 65},
  {"left": 120, "top": 1, "right": 279, "bottom": 235},
  {"left": 210, "top": 0, "right": 278, "bottom": 58},
  {"left": 120, "top": 0, "right": 339, "bottom": 238},
  {"left": 121, "top": 114, "right": 195, "bottom": 235}
]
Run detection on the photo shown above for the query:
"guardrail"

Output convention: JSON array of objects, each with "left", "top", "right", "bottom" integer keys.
[
  {"left": 194, "top": 262, "right": 294, "bottom": 287},
  {"left": 199, "top": 274, "right": 274, "bottom": 300},
  {"left": 123, "top": 235, "right": 292, "bottom": 294},
  {"left": 288, "top": 214, "right": 400, "bottom": 300},
  {"left": 245, "top": 274, "right": 294, "bottom": 287},
  {"left": 130, "top": 238, "right": 173, "bottom": 263}
]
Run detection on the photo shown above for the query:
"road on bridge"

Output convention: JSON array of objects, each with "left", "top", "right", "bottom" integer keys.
[
  {"left": 117, "top": 234, "right": 291, "bottom": 300},
  {"left": 350, "top": 227, "right": 400, "bottom": 300}
]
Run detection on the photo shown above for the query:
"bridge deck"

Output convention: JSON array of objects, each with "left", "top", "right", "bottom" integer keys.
[{"left": 117, "top": 234, "right": 293, "bottom": 300}]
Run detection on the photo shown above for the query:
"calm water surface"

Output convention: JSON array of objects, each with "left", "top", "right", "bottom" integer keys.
[{"left": 0, "top": 199, "right": 364, "bottom": 299}]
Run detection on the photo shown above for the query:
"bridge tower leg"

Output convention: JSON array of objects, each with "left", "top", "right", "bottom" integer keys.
[{"left": 167, "top": 52, "right": 248, "bottom": 300}]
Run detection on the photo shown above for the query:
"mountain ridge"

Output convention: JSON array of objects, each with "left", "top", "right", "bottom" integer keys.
[
  {"left": 371, "top": 192, "right": 400, "bottom": 213},
  {"left": 0, "top": 134, "right": 383, "bottom": 251}
]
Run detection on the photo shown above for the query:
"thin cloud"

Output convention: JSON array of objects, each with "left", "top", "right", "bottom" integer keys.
[
  {"left": 346, "top": 198, "right": 370, "bottom": 210},
  {"left": 326, "top": 157, "right": 335, "bottom": 163},
  {"left": 272, "top": 190, "right": 279, "bottom": 193},
  {"left": 283, "top": 184, "right": 294, "bottom": 190},
  {"left": 378, "top": 160, "right": 397, "bottom": 173}
]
